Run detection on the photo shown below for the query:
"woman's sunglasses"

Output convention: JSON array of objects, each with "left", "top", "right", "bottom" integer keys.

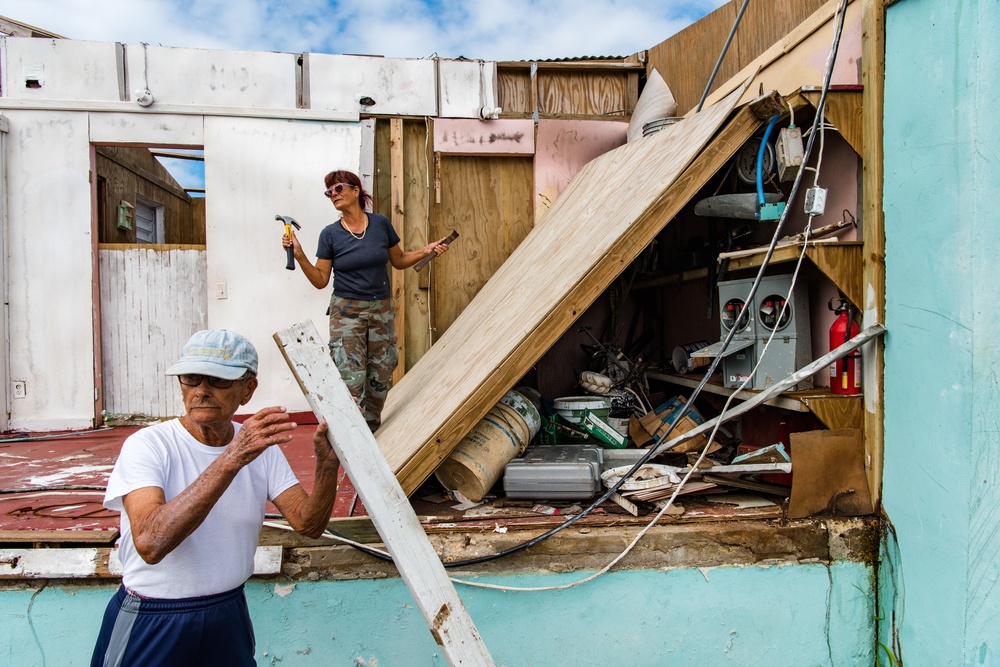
[{"left": 324, "top": 183, "right": 355, "bottom": 198}]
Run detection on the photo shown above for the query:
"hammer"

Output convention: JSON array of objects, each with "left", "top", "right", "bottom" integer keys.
[{"left": 275, "top": 215, "right": 301, "bottom": 271}]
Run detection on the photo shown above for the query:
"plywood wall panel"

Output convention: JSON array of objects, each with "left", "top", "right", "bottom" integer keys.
[
  {"left": 538, "top": 70, "right": 632, "bottom": 117},
  {"left": 431, "top": 155, "right": 534, "bottom": 335},
  {"left": 1, "top": 38, "right": 122, "bottom": 101}
]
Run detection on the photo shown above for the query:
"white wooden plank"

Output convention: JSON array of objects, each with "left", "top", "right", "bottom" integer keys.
[
  {"left": 438, "top": 59, "right": 499, "bottom": 119},
  {"left": 0, "top": 38, "right": 122, "bottom": 101},
  {"left": 274, "top": 321, "right": 495, "bottom": 667}
]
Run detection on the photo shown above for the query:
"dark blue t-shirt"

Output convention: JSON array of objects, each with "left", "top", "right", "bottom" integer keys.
[{"left": 316, "top": 213, "right": 401, "bottom": 300}]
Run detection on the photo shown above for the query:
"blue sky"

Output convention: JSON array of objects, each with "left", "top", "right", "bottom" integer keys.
[
  {"left": 4, "top": 0, "right": 729, "bottom": 61},
  {"left": 4, "top": 0, "right": 729, "bottom": 191}
]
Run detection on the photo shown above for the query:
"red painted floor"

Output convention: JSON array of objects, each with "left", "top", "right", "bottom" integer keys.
[{"left": 0, "top": 420, "right": 360, "bottom": 536}]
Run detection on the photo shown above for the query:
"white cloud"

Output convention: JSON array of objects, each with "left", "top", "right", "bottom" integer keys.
[{"left": 3, "top": 0, "right": 729, "bottom": 60}]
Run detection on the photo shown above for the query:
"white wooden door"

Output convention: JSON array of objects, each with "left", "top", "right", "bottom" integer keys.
[{"left": 99, "top": 246, "right": 207, "bottom": 418}]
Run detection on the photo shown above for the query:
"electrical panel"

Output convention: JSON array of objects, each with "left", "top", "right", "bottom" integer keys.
[{"left": 715, "top": 275, "right": 813, "bottom": 391}]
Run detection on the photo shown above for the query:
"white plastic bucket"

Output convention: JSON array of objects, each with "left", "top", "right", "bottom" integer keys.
[
  {"left": 435, "top": 391, "right": 540, "bottom": 502},
  {"left": 553, "top": 395, "right": 611, "bottom": 425}
]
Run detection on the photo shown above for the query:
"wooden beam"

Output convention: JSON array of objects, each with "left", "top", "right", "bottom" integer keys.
[
  {"left": 861, "top": 0, "right": 886, "bottom": 505},
  {"left": 274, "top": 321, "right": 495, "bottom": 667},
  {"left": 802, "top": 89, "right": 863, "bottom": 155},
  {"left": 390, "top": 118, "right": 406, "bottom": 384}
]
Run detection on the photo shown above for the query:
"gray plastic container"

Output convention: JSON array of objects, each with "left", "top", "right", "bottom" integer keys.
[{"left": 503, "top": 445, "right": 604, "bottom": 500}]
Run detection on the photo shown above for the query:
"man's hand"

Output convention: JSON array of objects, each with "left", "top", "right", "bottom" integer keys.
[{"left": 224, "top": 406, "right": 297, "bottom": 468}]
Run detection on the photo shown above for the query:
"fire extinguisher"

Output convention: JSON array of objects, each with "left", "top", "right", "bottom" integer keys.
[{"left": 828, "top": 297, "right": 861, "bottom": 395}]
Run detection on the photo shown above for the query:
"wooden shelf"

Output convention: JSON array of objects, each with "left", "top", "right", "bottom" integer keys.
[
  {"left": 719, "top": 240, "right": 863, "bottom": 307},
  {"left": 647, "top": 370, "right": 863, "bottom": 431}
]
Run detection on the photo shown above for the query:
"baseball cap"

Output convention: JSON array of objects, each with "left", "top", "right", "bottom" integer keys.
[{"left": 165, "top": 329, "right": 258, "bottom": 380}]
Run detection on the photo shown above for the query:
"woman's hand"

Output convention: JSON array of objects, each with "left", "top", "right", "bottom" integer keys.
[
  {"left": 282, "top": 232, "right": 305, "bottom": 260},
  {"left": 424, "top": 236, "right": 452, "bottom": 258}
]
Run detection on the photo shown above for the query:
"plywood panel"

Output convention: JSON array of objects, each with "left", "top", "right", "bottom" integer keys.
[
  {"left": 538, "top": 70, "right": 632, "bottom": 117},
  {"left": 377, "top": 83, "right": 753, "bottom": 496},
  {"left": 497, "top": 67, "right": 532, "bottom": 117},
  {"left": 438, "top": 59, "right": 498, "bottom": 119},
  {"left": 429, "top": 156, "right": 533, "bottom": 337},
  {"left": 534, "top": 119, "right": 627, "bottom": 220}
]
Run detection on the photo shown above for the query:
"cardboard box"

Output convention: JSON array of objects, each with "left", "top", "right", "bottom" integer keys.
[{"left": 637, "top": 396, "right": 713, "bottom": 454}]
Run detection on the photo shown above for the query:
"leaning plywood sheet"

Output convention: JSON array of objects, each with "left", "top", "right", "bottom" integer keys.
[{"left": 376, "top": 82, "right": 754, "bottom": 496}]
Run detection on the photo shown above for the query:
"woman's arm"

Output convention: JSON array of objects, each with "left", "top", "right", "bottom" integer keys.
[{"left": 388, "top": 235, "right": 451, "bottom": 270}]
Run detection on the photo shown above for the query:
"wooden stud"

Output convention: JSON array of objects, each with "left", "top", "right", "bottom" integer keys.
[
  {"left": 274, "top": 321, "right": 495, "bottom": 667},
  {"left": 390, "top": 117, "right": 406, "bottom": 383}
]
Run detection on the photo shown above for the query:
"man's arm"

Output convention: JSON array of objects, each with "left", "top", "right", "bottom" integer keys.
[
  {"left": 272, "top": 420, "right": 340, "bottom": 539},
  {"left": 123, "top": 407, "right": 297, "bottom": 564}
]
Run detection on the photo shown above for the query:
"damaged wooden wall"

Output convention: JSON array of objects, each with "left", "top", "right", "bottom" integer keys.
[
  {"left": 373, "top": 120, "right": 535, "bottom": 370},
  {"left": 648, "top": 0, "right": 829, "bottom": 114}
]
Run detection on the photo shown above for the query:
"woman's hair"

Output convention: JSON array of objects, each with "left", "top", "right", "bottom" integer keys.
[{"left": 324, "top": 170, "right": 373, "bottom": 211}]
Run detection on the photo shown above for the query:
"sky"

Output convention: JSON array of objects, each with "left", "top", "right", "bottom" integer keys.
[
  {"left": 3, "top": 0, "right": 729, "bottom": 61},
  {"left": 2, "top": 0, "right": 730, "bottom": 191}
]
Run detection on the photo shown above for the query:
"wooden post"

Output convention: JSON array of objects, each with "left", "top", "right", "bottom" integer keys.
[
  {"left": 861, "top": 0, "right": 886, "bottom": 505},
  {"left": 274, "top": 321, "right": 495, "bottom": 667},
  {"left": 390, "top": 117, "right": 406, "bottom": 383}
]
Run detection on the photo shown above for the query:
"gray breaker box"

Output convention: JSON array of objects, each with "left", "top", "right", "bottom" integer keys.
[{"left": 503, "top": 444, "right": 604, "bottom": 500}]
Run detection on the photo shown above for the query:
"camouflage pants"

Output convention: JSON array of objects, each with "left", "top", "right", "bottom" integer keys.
[{"left": 328, "top": 296, "right": 398, "bottom": 432}]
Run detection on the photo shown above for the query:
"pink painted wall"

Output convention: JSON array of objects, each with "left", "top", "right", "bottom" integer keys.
[{"left": 534, "top": 120, "right": 628, "bottom": 221}]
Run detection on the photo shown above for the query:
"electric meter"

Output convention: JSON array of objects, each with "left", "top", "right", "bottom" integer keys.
[
  {"left": 758, "top": 294, "right": 791, "bottom": 331},
  {"left": 721, "top": 298, "right": 750, "bottom": 332}
]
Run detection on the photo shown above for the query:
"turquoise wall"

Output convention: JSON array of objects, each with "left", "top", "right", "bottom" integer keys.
[
  {"left": 882, "top": 0, "right": 1000, "bottom": 664},
  {"left": 2, "top": 563, "right": 873, "bottom": 666}
]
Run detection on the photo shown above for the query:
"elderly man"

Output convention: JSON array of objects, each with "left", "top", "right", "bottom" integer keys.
[{"left": 91, "top": 329, "right": 339, "bottom": 667}]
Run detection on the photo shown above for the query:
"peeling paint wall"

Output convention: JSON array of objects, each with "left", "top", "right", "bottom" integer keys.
[
  {"left": 881, "top": 0, "right": 1000, "bottom": 663},
  {"left": 1, "top": 563, "right": 874, "bottom": 666}
]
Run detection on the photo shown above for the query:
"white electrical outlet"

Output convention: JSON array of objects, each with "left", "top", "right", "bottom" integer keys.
[
  {"left": 216, "top": 282, "right": 228, "bottom": 299},
  {"left": 804, "top": 187, "right": 827, "bottom": 216},
  {"left": 12, "top": 381, "right": 26, "bottom": 398}
]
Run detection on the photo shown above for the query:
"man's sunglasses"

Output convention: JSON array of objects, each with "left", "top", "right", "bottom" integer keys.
[
  {"left": 324, "top": 183, "right": 354, "bottom": 198},
  {"left": 177, "top": 373, "right": 250, "bottom": 389}
]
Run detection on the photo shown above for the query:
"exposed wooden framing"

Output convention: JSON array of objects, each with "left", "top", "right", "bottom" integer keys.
[
  {"left": 0, "top": 546, "right": 281, "bottom": 578},
  {"left": 802, "top": 89, "right": 863, "bottom": 155},
  {"left": 377, "top": 83, "right": 759, "bottom": 496},
  {"left": 274, "top": 322, "right": 495, "bottom": 667},
  {"left": 861, "top": 0, "right": 886, "bottom": 505},
  {"left": 390, "top": 118, "right": 406, "bottom": 384}
]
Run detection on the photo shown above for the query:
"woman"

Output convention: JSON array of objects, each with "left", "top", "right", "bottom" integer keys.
[{"left": 283, "top": 169, "right": 450, "bottom": 432}]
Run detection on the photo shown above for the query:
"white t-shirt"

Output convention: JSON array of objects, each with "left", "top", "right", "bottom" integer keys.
[{"left": 104, "top": 419, "right": 299, "bottom": 598}]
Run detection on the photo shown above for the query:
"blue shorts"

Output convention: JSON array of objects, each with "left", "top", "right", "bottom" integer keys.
[{"left": 91, "top": 584, "right": 255, "bottom": 667}]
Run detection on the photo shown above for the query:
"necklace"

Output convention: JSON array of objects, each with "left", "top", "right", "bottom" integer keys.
[{"left": 341, "top": 217, "right": 367, "bottom": 240}]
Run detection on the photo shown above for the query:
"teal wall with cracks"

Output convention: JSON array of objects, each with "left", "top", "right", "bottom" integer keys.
[
  {"left": 881, "top": 0, "right": 1000, "bottom": 664},
  {"left": 2, "top": 563, "right": 873, "bottom": 666}
]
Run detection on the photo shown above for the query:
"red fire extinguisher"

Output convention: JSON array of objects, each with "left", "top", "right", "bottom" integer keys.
[{"left": 828, "top": 297, "right": 861, "bottom": 395}]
